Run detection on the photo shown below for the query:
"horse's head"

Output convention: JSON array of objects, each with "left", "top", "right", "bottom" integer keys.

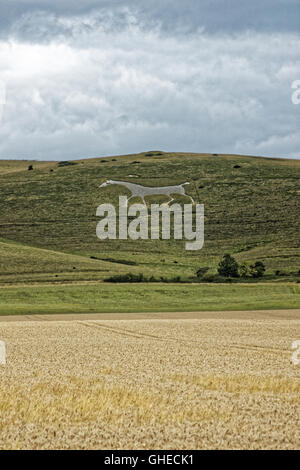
[{"left": 99, "top": 179, "right": 114, "bottom": 188}]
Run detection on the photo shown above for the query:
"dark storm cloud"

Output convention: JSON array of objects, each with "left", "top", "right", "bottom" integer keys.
[
  {"left": 0, "top": 0, "right": 299, "bottom": 40},
  {"left": 0, "top": 1, "right": 299, "bottom": 160}
]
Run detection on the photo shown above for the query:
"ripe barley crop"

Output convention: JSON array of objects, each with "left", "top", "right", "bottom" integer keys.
[{"left": 0, "top": 317, "right": 299, "bottom": 449}]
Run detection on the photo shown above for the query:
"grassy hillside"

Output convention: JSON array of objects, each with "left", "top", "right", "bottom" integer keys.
[
  {"left": 0, "top": 238, "right": 144, "bottom": 284},
  {"left": 0, "top": 152, "right": 299, "bottom": 286}
]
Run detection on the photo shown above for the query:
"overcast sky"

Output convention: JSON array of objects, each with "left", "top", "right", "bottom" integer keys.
[{"left": 0, "top": 0, "right": 299, "bottom": 160}]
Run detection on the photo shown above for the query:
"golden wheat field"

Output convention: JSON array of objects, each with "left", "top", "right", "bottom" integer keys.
[{"left": 0, "top": 312, "right": 299, "bottom": 450}]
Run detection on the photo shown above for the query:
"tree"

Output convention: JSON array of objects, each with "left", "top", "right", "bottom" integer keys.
[
  {"left": 218, "top": 254, "right": 239, "bottom": 278},
  {"left": 239, "top": 262, "right": 250, "bottom": 278},
  {"left": 250, "top": 261, "right": 265, "bottom": 278}
]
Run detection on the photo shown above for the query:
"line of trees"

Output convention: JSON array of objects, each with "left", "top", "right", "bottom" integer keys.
[
  {"left": 217, "top": 254, "right": 265, "bottom": 278},
  {"left": 196, "top": 254, "right": 266, "bottom": 280}
]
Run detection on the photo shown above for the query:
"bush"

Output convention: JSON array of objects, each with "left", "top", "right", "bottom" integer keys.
[
  {"left": 58, "top": 161, "right": 77, "bottom": 167},
  {"left": 196, "top": 267, "right": 209, "bottom": 279},
  {"left": 200, "top": 273, "right": 217, "bottom": 282},
  {"left": 218, "top": 254, "right": 239, "bottom": 278},
  {"left": 104, "top": 273, "right": 184, "bottom": 283},
  {"left": 145, "top": 151, "right": 164, "bottom": 156},
  {"left": 250, "top": 261, "right": 266, "bottom": 278},
  {"left": 90, "top": 256, "right": 137, "bottom": 266},
  {"left": 104, "top": 273, "right": 146, "bottom": 283}
]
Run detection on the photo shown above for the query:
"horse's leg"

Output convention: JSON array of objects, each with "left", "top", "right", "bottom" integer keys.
[
  {"left": 161, "top": 194, "right": 173, "bottom": 206},
  {"left": 122, "top": 195, "right": 133, "bottom": 208},
  {"left": 123, "top": 196, "right": 133, "bottom": 208},
  {"left": 182, "top": 191, "right": 194, "bottom": 204},
  {"left": 166, "top": 196, "right": 174, "bottom": 205}
]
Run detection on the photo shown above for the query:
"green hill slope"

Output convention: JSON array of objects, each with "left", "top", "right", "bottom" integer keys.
[
  {"left": 0, "top": 152, "right": 299, "bottom": 284},
  {"left": 0, "top": 238, "right": 145, "bottom": 284}
]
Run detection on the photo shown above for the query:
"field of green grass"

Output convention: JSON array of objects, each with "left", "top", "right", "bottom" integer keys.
[
  {"left": 0, "top": 283, "right": 299, "bottom": 315},
  {"left": 0, "top": 152, "right": 299, "bottom": 314}
]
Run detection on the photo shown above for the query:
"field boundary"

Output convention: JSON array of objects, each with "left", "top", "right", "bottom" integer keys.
[{"left": 0, "top": 309, "right": 299, "bottom": 322}]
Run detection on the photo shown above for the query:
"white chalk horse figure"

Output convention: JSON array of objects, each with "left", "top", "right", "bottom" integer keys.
[{"left": 99, "top": 180, "right": 194, "bottom": 205}]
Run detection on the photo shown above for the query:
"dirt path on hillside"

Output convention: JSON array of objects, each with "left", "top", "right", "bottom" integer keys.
[{"left": 0, "top": 309, "right": 299, "bottom": 322}]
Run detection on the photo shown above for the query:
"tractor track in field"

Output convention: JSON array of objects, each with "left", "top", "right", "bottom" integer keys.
[
  {"left": 77, "top": 321, "right": 205, "bottom": 347},
  {"left": 78, "top": 321, "right": 172, "bottom": 342},
  {"left": 77, "top": 321, "right": 286, "bottom": 352}
]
